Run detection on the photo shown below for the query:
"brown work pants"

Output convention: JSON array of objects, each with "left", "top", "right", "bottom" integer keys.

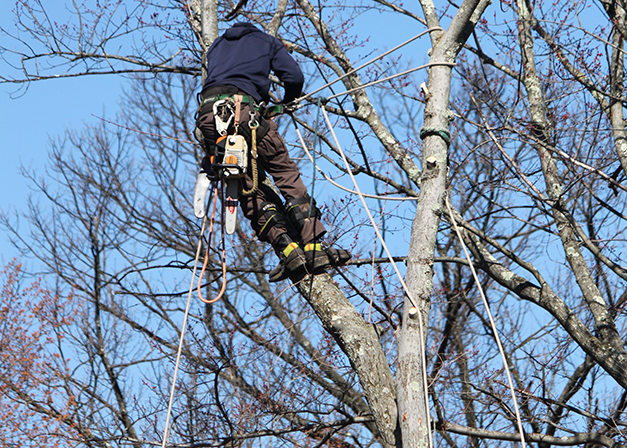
[{"left": 195, "top": 92, "right": 326, "bottom": 246}]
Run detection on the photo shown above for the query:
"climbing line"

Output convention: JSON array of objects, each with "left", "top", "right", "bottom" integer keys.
[
  {"left": 325, "top": 61, "right": 456, "bottom": 101},
  {"left": 444, "top": 194, "right": 527, "bottom": 448},
  {"left": 309, "top": 97, "right": 322, "bottom": 214},
  {"left": 296, "top": 26, "right": 444, "bottom": 104},
  {"left": 320, "top": 106, "right": 434, "bottom": 448},
  {"left": 161, "top": 213, "right": 209, "bottom": 448},
  {"left": 292, "top": 121, "right": 418, "bottom": 201}
]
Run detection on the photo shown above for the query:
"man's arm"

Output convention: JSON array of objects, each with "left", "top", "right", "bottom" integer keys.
[{"left": 270, "top": 40, "right": 304, "bottom": 104}]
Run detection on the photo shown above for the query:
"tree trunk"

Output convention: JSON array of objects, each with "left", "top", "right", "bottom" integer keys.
[
  {"left": 297, "top": 275, "right": 399, "bottom": 448},
  {"left": 397, "top": 0, "right": 491, "bottom": 446},
  {"left": 199, "top": 0, "right": 218, "bottom": 82}
]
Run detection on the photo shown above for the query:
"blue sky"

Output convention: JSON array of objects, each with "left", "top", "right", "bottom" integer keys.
[
  {"left": 0, "top": 3, "right": 122, "bottom": 264},
  {"left": 0, "top": 75, "right": 123, "bottom": 264}
]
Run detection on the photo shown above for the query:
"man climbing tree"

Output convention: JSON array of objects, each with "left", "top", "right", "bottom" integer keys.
[
  {"left": 8, "top": 1, "right": 627, "bottom": 447},
  {"left": 194, "top": 21, "right": 350, "bottom": 282}
]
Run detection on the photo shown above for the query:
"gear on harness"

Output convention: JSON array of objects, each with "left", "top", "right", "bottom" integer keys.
[
  {"left": 258, "top": 103, "right": 298, "bottom": 119},
  {"left": 218, "top": 134, "right": 248, "bottom": 179},
  {"left": 213, "top": 98, "right": 236, "bottom": 136},
  {"left": 240, "top": 117, "right": 259, "bottom": 197},
  {"left": 194, "top": 170, "right": 213, "bottom": 218},
  {"left": 194, "top": 95, "right": 261, "bottom": 233}
]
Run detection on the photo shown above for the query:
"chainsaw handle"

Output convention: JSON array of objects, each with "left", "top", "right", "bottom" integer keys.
[{"left": 211, "top": 163, "right": 246, "bottom": 179}]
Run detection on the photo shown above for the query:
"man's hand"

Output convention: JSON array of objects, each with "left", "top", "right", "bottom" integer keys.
[{"left": 282, "top": 103, "right": 298, "bottom": 115}]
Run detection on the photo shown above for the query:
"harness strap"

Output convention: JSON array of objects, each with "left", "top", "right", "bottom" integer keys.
[
  {"left": 254, "top": 202, "right": 287, "bottom": 242},
  {"left": 287, "top": 196, "right": 321, "bottom": 223},
  {"left": 287, "top": 197, "right": 312, "bottom": 206},
  {"left": 233, "top": 94, "right": 243, "bottom": 131},
  {"left": 199, "top": 93, "right": 255, "bottom": 109}
]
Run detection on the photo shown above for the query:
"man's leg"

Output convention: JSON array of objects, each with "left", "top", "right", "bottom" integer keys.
[
  {"left": 256, "top": 121, "right": 350, "bottom": 272},
  {"left": 256, "top": 121, "right": 327, "bottom": 242},
  {"left": 239, "top": 179, "right": 307, "bottom": 282}
]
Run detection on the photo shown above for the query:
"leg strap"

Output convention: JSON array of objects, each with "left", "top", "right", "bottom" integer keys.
[
  {"left": 286, "top": 196, "right": 321, "bottom": 231},
  {"left": 252, "top": 202, "right": 288, "bottom": 242}
]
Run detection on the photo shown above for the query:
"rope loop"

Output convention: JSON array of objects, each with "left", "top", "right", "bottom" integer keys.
[
  {"left": 198, "top": 185, "right": 227, "bottom": 304},
  {"left": 420, "top": 126, "right": 451, "bottom": 146}
]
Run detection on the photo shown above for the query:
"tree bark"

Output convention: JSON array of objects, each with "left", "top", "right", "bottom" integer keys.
[
  {"left": 199, "top": 0, "right": 219, "bottom": 83},
  {"left": 397, "top": 1, "right": 491, "bottom": 446},
  {"left": 516, "top": 0, "right": 627, "bottom": 364},
  {"left": 297, "top": 275, "right": 399, "bottom": 448}
]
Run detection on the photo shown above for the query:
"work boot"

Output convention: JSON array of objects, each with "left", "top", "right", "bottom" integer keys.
[
  {"left": 268, "top": 234, "right": 307, "bottom": 283},
  {"left": 303, "top": 243, "right": 352, "bottom": 275},
  {"left": 324, "top": 247, "right": 352, "bottom": 266}
]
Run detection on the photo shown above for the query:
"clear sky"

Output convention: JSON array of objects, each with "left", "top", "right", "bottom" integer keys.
[{"left": 0, "top": 77, "right": 123, "bottom": 265}]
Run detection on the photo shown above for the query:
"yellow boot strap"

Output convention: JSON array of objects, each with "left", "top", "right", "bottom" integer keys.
[{"left": 283, "top": 242, "right": 300, "bottom": 258}]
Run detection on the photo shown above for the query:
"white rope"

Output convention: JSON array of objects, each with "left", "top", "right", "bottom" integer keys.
[
  {"left": 296, "top": 27, "right": 444, "bottom": 104},
  {"left": 319, "top": 106, "right": 434, "bottom": 448},
  {"left": 444, "top": 195, "right": 527, "bottom": 448},
  {"left": 326, "top": 61, "right": 456, "bottom": 101},
  {"left": 293, "top": 124, "right": 418, "bottom": 201},
  {"left": 161, "top": 214, "right": 209, "bottom": 448}
]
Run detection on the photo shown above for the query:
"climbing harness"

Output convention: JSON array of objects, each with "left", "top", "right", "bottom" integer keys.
[
  {"left": 191, "top": 94, "right": 270, "bottom": 308},
  {"left": 190, "top": 96, "right": 266, "bottom": 304},
  {"left": 212, "top": 95, "right": 249, "bottom": 181},
  {"left": 194, "top": 94, "right": 263, "bottom": 234}
]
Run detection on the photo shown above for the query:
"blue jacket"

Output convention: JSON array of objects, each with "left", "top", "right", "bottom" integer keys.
[{"left": 202, "top": 23, "right": 304, "bottom": 104}]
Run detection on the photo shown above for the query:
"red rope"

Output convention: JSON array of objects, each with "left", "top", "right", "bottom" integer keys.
[{"left": 198, "top": 186, "right": 227, "bottom": 304}]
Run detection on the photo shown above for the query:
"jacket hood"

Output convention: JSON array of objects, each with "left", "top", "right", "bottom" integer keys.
[{"left": 223, "top": 22, "right": 258, "bottom": 40}]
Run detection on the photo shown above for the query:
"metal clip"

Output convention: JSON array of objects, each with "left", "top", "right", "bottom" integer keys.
[
  {"left": 249, "top": 109, "right": 259, "bottom": 128},
  {"left": 213, "top": 99, "right": 235, "bottom": 136}
]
